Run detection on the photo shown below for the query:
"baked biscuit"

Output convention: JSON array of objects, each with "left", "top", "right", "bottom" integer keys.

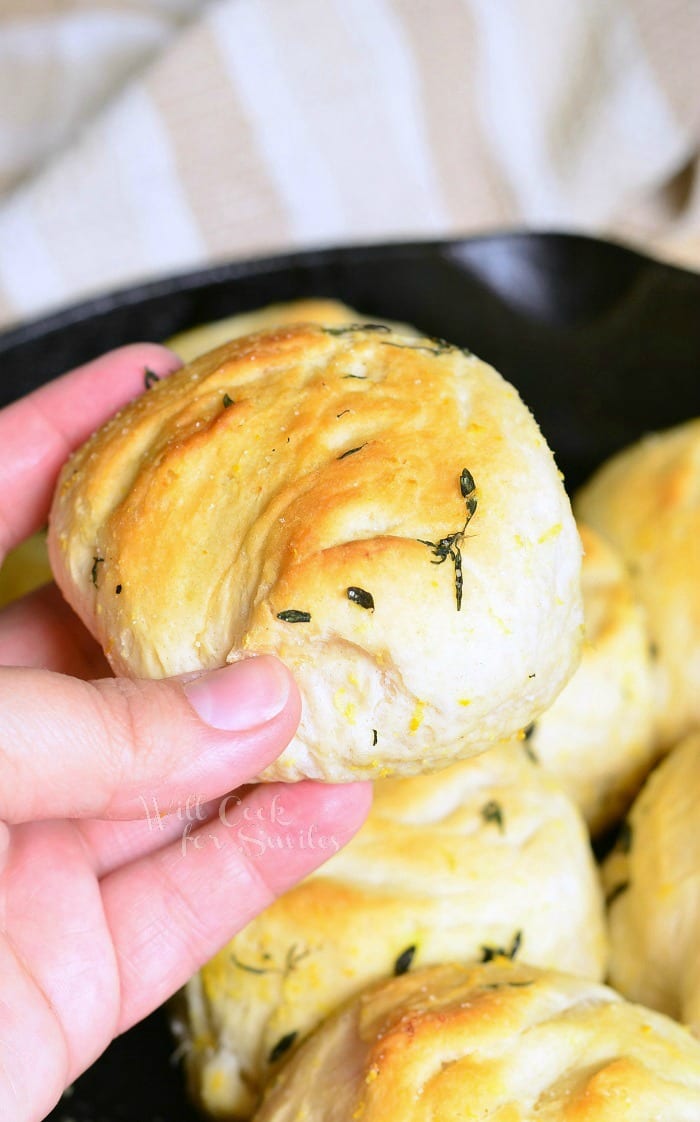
[
  {"left": 49, "top": 324, "right": 583, "bottom": 781},
  {"left": 176, "top": 743, "right": 606, "bottom": 1118},
  {"left": 4, "top": 304, "right": 373, "bottom": 609},
  {"left": 603, "top": 731, "right": 700, "bottom": 1035},
  {"left": 167, "top": 298, "right": 409, "bottom": 362},
  {"left": 529, "top": 524, "right": 656, "bottom": 833},
  {"left": 575, "top": 418, "right": 700, "bottom": 749},
  {"left": 253, "top": 962, "right": 700, "bottom": 1122}
]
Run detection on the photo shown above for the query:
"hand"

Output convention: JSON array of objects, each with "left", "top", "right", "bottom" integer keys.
[{"left": 0, "top": 346, "right": 372, "bottom": 1122}]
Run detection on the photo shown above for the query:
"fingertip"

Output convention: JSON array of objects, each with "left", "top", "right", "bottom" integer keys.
[
  {"left": 277, "top": 779, "right": 373, "bottom": 847},
  {"left": 203, "top": 779, "right": 372, "bottom": 903},
  {"left": 98, "top": 662, "right": 301, "bottom": 820},
  {"left": 182, "top": 656, "right": 295, "bottom": 732},
  {"left": 112, "top": 342, "right": 183, "bottom": 376},
  {"left": 84, "top": 343, "right": 182, "bottom": 396},
  {"left": 1, "top": 342, "right": 185, "bottom": 554},
  {"left": 306, "top": 779, "right": 374, "bottom": 831}
]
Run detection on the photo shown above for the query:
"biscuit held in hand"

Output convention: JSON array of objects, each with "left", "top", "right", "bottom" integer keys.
[{"left": 49, "top": 324, "right": 583, "bottom": 781}]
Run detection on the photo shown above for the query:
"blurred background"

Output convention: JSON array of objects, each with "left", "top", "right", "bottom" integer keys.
[{"left": 0, "top": 0, "right": 699, "bottom": 330}]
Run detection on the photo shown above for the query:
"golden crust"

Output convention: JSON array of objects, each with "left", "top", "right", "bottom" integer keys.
[
  {"left": 166, "top": 299, "right": 414, "bottom": 362},
  {"left": 603, "top": 731, "right": 700, "bottom": 1036},
  {"left": 575, "top": 418, "right": 700, "bottom": 750},
  {"left": 49, "top": 324, "right": 582, "bottom": 781},
  {"left": 253, "top": 962, "right": 700, "bottom": 1122},
  {"left": 530, "top": 524, "right": 657, "bottom": 833},
  {"left": 178, "top": 744, "right": 606, "bottom": 1117}
]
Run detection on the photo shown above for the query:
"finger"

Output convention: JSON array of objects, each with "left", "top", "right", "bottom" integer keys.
[
  {"left": 0, "top": 343, "right": 181, "bottom": 559},
  {"left": 1, "top": 818, "right": 117, "bottom": 1102},
  {"left": 78, "top": 798, "right": 221, "bottom": 878},
  {"left": 0, "top": 582, "right": 110, "bottom": 677},
  {"left": 0, "top": 657, "right": 301, "bottom": 824},
  {"left": 0, "top": 934, "right": 70, "bottom": 1122},
  {"left": 101, "top": 780, "right": 373, "bottom": 1032}
]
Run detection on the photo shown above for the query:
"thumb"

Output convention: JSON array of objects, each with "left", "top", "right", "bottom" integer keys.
[{"left": 0, "top": 656, "right": 300, "bottom": 824}]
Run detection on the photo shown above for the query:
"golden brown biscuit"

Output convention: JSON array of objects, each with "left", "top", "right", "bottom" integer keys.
[
  {"left": 603, "top": 731, "right": 700, "bottom": 1036},
  {"left": 48, "top": 324, "right": 582, "bottom": 781},
  {"left": 167, "top": 298, "right": 411, "bottom": 362},
  {"left": 176, "top": 743, "right": 606, "bottom": 1118},
  {"left": 3, "top": 304, "right": 369, "bottom": 610},
  {"left": 529, "top": 524, "right": 657, "bottom": 833},
  {"left": 575, "top": 418, "right": 700, "bottom": 749},
  {"left": 253, "top": 962, "right": 700, "bottom": 1122}
]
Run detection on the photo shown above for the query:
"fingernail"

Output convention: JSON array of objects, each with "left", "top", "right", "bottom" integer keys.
[{"left": 183, "top": 657, "right": 290, "bottom": 731}]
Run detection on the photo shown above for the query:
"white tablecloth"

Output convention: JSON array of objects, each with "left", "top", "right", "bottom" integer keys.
[{"left": 0, "top": 0, "right": 699, "bottom": 330}]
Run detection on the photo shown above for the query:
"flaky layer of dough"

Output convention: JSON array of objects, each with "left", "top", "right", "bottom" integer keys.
[
  {"left": 179, "top": 743, "right": 606, "bottom": 1117},
  {"left": 604, "top": 730, "right": 700, "bottom": 1036},
  {"left": 49, "top": 324, "right": 582, "bottom": 781},
  {"left": 253, "top": 962, "right": 700, "bottom": 1122},
  {"left": 530, "top": 524, "right": 657, "bottom": 833},
  {"left": 575, "top": 418, "right": 700, "bottom": 750},
  {"left": 166, "top": 298, "right": 408, "bottom": 362}
]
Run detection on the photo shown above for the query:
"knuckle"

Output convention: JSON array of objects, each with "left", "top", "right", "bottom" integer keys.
[{"left": 90, "top": 678, "right": 188, "bottom": 802}]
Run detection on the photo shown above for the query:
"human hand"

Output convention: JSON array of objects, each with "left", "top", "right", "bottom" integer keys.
[{"left": 0, "top": 345, "right": 372, "bottom": 1122}]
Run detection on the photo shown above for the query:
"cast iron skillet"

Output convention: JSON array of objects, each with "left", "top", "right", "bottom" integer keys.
[{"left": 0, "top": 231, "right": 698, "bottom": 1121}]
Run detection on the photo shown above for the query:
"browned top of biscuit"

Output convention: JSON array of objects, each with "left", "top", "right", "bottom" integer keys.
[
  {"left": 254, "top": 962, "right": 700, "bottom": 1121},
  {"left": 49, "top": 323, "right": 582, "bottom": 780}
]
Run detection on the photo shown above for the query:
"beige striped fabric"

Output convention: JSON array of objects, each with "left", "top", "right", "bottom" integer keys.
[{"left": 0, "top": 0, "right": 698, "bottom": 330}]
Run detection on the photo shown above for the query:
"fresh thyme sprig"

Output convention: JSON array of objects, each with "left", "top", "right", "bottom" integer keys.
[{"left": 418, "top": 467, "right": 478, "bottom": 610}]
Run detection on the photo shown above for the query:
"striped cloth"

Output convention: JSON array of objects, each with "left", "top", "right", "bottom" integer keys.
[{"left": 0, "top": 0, "right": 699, "bottom": 330}]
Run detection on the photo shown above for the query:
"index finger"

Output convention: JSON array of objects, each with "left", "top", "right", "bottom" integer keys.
[{"left": 0, "top": 343, "right": 181, "bottom": 560}]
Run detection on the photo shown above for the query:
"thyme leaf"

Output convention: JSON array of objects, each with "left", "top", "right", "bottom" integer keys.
[
  {"left": 324, "top": 323, "right": 391, "bottom": 336},
  {"left": 418, "top": 468, "right": 477, "bottom": 610},
  {"left": 617, "top": 820, "right": 633, "bottom": 854},
  {"left": 522, "top": 741, "right": 539, "bottom": 765},
  {"left": 144, "top": 367, "right": 160, "bottom": 390},
  {"left": 460, "top": 468, "right": 476, "bottom": 498},
  {"left": 480, "top": 930, "right": 522, "bottom": 963},
  {"left": 230, "top": 953, "right": 272, "bottom": 975},
  {"left": 231, "top": 944, "right": 308, "bottom": 978},
  {"left": 346, "top": 586, "right": 374, "bottom": 610},
  {"left": 483, "top": 980, "right": 534, "bottom": 990},
  {"left": 277, "top": 610, "right": 311, "bottom": 623},
  {"left": 268, "top": 1031, "right": 298, "bottom": 1064},
  {"left": 381, "top": 338, "right": 453, "bottom": 357},
  {"left": 394, "top": 945, "right": 416, "bottom": 976},
  {"left": 284, "top": 945, "right": 310, "bottom": 974},
  {"left": 606, "top": 881, "right": 630, "bottom": 907},
  {"left": 338, "top": 444, "right": 367, "bottom": 459},
  {"left": 481, "top": 800, "right": 505, "bottom": 834},
  {"left": 521, "top": 723, "right": 539, "bottom": 763},
  {"left": 222, "top": 393, "right": 234, "bottom": 408}
]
